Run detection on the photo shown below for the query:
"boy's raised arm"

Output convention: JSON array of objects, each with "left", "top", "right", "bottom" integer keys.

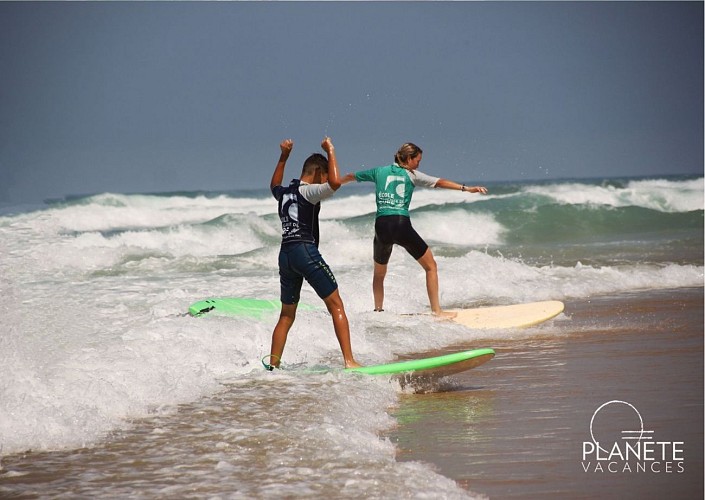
[
  {"left": 270, "top": 139, "right": 294, "bottom": 190},
  {"left": 321, "top": 137, "right": 341, "bottom": 191}
]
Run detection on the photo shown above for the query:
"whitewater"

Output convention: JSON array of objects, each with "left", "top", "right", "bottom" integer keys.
[{"left": 0, "top": 175, "right": 702, "bottom": 497}]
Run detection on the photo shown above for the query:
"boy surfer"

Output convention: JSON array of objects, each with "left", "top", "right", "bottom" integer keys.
[{"left": 266, "top": 137, "right": 361, "bottom": 369}]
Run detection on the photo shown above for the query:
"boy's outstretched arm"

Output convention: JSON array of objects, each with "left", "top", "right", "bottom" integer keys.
[
  {"left": 270, "top": 139, "right": 294, "bottom": 190},
  {"left": 321, "top": 137, "right": 341, "bottom": 191}
]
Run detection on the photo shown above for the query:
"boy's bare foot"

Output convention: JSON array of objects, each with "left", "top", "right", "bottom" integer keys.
[{"left": 345, "top": 360, "right": 363, "bottom": 368}]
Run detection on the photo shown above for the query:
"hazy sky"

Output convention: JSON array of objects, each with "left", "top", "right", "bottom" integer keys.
[{"left": 1, "top": 1, "right": 702, "bottom": 204}]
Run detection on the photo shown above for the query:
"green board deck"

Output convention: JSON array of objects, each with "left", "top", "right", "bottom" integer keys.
[
  {"left": 346, "top": 348, "right": 495, "bottom": 376},
  {"left": 189, "top": 297, "right": 315, "bottom": 319}
]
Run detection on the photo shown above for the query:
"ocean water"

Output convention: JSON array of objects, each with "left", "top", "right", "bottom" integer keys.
[{"left": 0, "top": 175, "right": 702, "bottom": 497}]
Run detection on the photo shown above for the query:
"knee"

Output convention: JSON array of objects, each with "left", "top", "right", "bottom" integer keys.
[
  {"left": 373, "top": 264, "right": 387, "bottom": 279},
  {"left": 279, "top": 304, "right": 297, "bottom": 322},
  {"left": 323, "top": 291, "right": 347, "bottom": 315},
  {"left": 420, "top": 251, "right": 437, "bottom": 272},
  {"left": 281, "top": 311, "right": 296, "bottom": 322}
]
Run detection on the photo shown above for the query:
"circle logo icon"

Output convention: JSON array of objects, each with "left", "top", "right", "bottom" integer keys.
[{"left": 590, "top": 400, "right": 649, "bottom": 454}]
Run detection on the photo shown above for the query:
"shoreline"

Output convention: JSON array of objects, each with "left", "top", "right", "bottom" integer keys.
[{"left": 388, "top": 286, "right": 704, "bottom": 498}]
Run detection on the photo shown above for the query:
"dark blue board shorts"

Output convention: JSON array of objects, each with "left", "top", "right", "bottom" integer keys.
[{"left": 279, "top": 242, "right": 338, "bottom": 304}]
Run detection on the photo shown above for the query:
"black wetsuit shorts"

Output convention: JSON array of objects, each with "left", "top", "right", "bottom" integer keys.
[{"left": 373, "top": 215, "right": 429, "bottom": 265}]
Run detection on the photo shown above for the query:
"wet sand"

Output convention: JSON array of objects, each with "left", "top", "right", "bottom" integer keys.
[{"left": 388, "top": 287, "right": 704, "bottom": 498}]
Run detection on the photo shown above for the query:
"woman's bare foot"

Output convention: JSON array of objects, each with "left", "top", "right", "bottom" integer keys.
[
  {"left": 345, "top": 359, "right": 362, "bottom": 368},
  {"left": 432, "top": 309, "right": 457, "bottom": 319}
]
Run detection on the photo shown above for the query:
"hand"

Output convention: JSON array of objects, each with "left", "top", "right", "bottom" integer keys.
[
  {"left": 470, "top": 186, "right": 488, "bottom": 194},
  {"left": 280, "top": 139, "right": 293, "bottom": 156},
  {"left": 321, "top": 136, "right": 334, "bottom": 153}
]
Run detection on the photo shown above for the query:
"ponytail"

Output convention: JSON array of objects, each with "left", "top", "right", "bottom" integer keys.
[{"left": 394, "top": 143, "right": 423, "bottom": 166}]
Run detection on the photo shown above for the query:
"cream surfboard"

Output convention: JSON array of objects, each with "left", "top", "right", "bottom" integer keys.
[{"left": 448, "top": 300, "right": 564, "bottom": 329}]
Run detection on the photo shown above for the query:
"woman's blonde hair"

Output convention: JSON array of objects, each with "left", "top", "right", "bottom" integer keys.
[{"left": 394, "top": 143, "right": 423, "bottom": 166}]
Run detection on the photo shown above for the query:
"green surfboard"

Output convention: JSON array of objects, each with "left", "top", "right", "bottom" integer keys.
[
  {"left": 345, "top": 348, "right": 495, "bottom": 376},
  {"left": 189, "top": 297, "right": 316, "bottom": 319}
]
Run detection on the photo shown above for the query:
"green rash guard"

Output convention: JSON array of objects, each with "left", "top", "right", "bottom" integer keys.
[{"left": 355, "top": 164, "right": 440, "bottom": 217}]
